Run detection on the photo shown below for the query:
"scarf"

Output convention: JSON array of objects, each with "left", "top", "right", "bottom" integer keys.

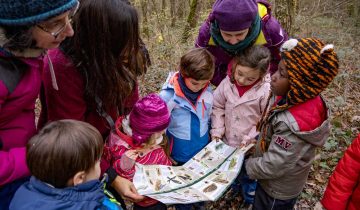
[
  {"left": 257, "top": 94, "right": 291, "bottom": 152},
  {"left": 178, "top": 73, "right": 202, "bottom": 105},
  {"left": 210, "top": 14, "right": 261, "bottom": 55}
]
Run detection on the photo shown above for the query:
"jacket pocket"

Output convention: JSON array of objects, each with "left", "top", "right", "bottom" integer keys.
[{"left": 168, "top": 108, "right": 191, "bottom": 140}]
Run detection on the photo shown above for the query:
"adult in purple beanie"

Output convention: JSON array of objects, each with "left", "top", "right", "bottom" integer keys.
[
  {"left": 195, "top": 0, "right": 288, "bottom": 86},
  {"left": 0, "top": 0, "right": 79, "bottom": 209}
]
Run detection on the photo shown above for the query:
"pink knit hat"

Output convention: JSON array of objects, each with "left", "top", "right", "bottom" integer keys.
[{"left": 130, "top": 93, "right": 170, "bottom": 146}]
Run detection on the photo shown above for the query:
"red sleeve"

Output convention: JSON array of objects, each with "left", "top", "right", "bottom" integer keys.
[
  {"left": 107, "top": 144, "right": 135, "bottom": 180},
  {"left": 321, "top": 135, "right": 360, "bottom": 210},
  {"left": 155, "top": 149, "right": 172, "bottom": 166}
]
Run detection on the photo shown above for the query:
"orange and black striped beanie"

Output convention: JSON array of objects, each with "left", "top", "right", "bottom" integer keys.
[{"left": 280, "top": 38, "right": 339, "bottom": 105}]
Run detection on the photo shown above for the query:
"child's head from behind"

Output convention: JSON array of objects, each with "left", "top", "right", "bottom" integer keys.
[
  {"left": 130, "top": 93, "right": 170, "bottom": 147},
  {"left": 27, "top": 120, "right": 103, "bottom": 188},
  {"left": 230, "top": 45, "right": 270, "bottom": 86},
  {"left": 211, "top": 0, "right": 258, "bottom": 45},
  {"left": 180, "top": 48, "right": 215, "bottom": 92},
  {"left": 271, "top": 38, "right": 339, "bottom": 105}
]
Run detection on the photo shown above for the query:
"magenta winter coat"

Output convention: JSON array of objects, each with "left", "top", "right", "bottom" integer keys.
[
  {"left": 195, "top": 1, "right": 287, "bottom": 86},
  {"left": 39, "top": 48, "right": 139, "bottom": 137},
  {"left": 0, "top": 51, "right": 43, "bottom": 186}
]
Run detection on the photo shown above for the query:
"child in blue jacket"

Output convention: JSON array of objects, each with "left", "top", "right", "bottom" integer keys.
[
  {"left": 159, "top": 48, "right": 215, "bottom": 165},
  {"left": 10, "top": 120, "right": 121, "bottom": 210},
  {"left": 159, "top": 48, "right": 215, "bottom": 210}
]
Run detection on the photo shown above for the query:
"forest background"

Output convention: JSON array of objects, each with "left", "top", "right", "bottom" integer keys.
[{"left": 127, "top": 0, "right": 360, "bottom": 209}]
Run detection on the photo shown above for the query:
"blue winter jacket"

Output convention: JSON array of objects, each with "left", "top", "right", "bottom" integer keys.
[
  {"left": 159, "top": 72, "right": 213, "bottom": 163},
  {"left": 9, "top": 176, "right": 121, "bottom": 210}
]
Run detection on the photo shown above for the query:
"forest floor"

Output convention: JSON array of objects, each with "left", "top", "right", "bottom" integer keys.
[{"left": 136, "top": 3, "right": 360, "bottom": 209}]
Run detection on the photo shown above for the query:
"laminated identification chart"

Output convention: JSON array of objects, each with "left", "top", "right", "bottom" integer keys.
[{"left": 133, "top": 141, "right": 253, "bottom": 204}]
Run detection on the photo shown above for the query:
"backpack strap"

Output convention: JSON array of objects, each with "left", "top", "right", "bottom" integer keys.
[
  {"left": 0, "top": 56, "right": 26, "bottom": 93},
  {"left": 257, "top": 2, "right": 271, "bottom": 22},
  {"left": 95, "top": 96, "right": 116, "bottom": 129}
]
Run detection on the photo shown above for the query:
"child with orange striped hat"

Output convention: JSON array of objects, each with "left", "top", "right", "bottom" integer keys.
[{"left": 244, "top": 38, "right": 339, "bottom": 209}]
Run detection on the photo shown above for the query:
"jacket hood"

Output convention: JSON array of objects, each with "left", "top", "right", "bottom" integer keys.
[
  {"left": 274, "top": 96, "right": 330, "bottom": 147},
  {"left": 10, "top": 176, "right": 106, "bottom": 210},
  {"left": 295, "top": 115, "right": 330, "bottom": 147},
  {"left": 0, "top": 27, "right": 45, "bottom": 58}
]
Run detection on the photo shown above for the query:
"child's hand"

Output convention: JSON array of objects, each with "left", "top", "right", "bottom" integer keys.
[
  {"left": 125, "top": 150, "right": 139, "bottom": 160},
  {"left": 242, "top": 139, "right": 257, "bottom": 156},
  {"left": 111, "top": 176, "right": 145, "bottom": 202},
  {"left": 120, "top": 150, "right": 139, "bottom": 170},
  {"left": 211, "top": 136, "right": 221, "bottom": 142},
  {"left": 169, "top": 157, "right": 178, "bottom": 165},
  {"left": 239, "top": 139, "right": 257, "bottom": 149}
]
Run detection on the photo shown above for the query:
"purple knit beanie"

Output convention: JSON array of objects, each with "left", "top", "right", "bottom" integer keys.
[
  {"left": 130, "top": 93, "right": 170, "bottom": 146},
  {"left": 211, "top": 0, "right": 258, "bottom": 31}
]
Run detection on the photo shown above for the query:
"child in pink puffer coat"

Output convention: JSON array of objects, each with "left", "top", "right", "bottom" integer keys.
[
  {"left": 210, "top": 45, "right": 271, "bottom": 206},
  {"left": 211, "top": 45, "right": 270, "bottom": 147}
]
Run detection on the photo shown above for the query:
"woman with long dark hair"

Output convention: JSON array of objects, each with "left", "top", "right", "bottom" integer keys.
[
  {"left": 39, "top": 0, "right": 147, "bottom": 206},
  {"left": 0, "top": 1, "right": 79, "bottom": 209}
]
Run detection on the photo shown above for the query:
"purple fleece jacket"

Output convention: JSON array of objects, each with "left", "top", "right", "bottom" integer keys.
[
  {"left": 0, "top": 53, "right": 43, "bottom": 186},
  {"left": 195, "top": 0, "right": 288, "bottom": 86}
]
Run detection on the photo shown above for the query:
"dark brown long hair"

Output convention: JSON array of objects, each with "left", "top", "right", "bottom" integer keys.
[{"left": 62, "top": 0, "right": 146, "bottom": 114}]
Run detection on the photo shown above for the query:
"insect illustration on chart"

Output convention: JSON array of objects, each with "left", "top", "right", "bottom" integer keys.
[
  {"left": 156, "top": 168, "right": 161, "bottom": 176},
  {"left": 167, "top": 176, "right": 182, "bottom": 184},
  {"left": 192, "top": 194, "right": 202, "bottom": 199},
  {"left": 215, "top": 142, "right": 225, "bottom": 151},
  {"left": 201, "top": 150, "right": 211, "bottom": 159},
  {"left": 228, "top": 158, "right": 237, "bottom": 170},
  {"left": 213, "top": 174, "right": 229, "bottom": 184},
  {"left": 154, "top": 179, "right": 165, "bottom": 191},
  {"left": 203, "top": 183, "right": 217, "bottom": 193},
  {"left": 178, "top": 174, "right": 192, "bottom": 181}
]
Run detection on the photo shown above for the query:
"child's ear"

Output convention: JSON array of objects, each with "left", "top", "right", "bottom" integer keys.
[{"left": 72, "top": 171, "right": 86, "bottom": 186}]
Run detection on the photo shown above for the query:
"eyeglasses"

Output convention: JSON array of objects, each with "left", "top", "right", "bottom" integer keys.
[{"left": 36, "top": 1, "right": 80, "bottom": 39}]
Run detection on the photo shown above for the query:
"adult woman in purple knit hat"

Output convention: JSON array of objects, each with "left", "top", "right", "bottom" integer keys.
[
  {"left": 196, "top": 0, "right": 288, "bottom": 86},
  {"left": 0, "top": 0, "right": 78, "bottom": 209}
]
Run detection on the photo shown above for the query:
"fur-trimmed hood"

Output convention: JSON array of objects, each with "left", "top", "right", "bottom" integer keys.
[{"left": 0, "top": 27, "right": 45, "bottom": 58}]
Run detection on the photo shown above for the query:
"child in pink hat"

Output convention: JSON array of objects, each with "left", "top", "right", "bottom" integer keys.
[{"left": 103, "top": 93, "right": 171, "bottom": 210}]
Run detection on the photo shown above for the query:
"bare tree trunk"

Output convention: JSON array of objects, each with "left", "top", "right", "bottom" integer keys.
[
  {"left": 177, "top": 1, "right": 186, "bottom": 19},
  {"left": 182, "top": 0, "right": 198, "bottom": 43},
  {"left": 170, "top": 0, "right": 176, "bottom": 27},
  {"left": 162, "top": 0, "right": 166, "bottom": 11},
  {"left": 354, "top": 0, "right": 360, "bottom": 26},
  {"left": 140, "top": 0, "right": 150, "bottom": 39},
  {"left": 274, "top": 0, "right": 297, "bottom": 36}
]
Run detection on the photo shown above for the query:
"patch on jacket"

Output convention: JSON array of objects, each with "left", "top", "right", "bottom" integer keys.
[{"left": 274, "top": 136, "right": 292, "bottom": 150}]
